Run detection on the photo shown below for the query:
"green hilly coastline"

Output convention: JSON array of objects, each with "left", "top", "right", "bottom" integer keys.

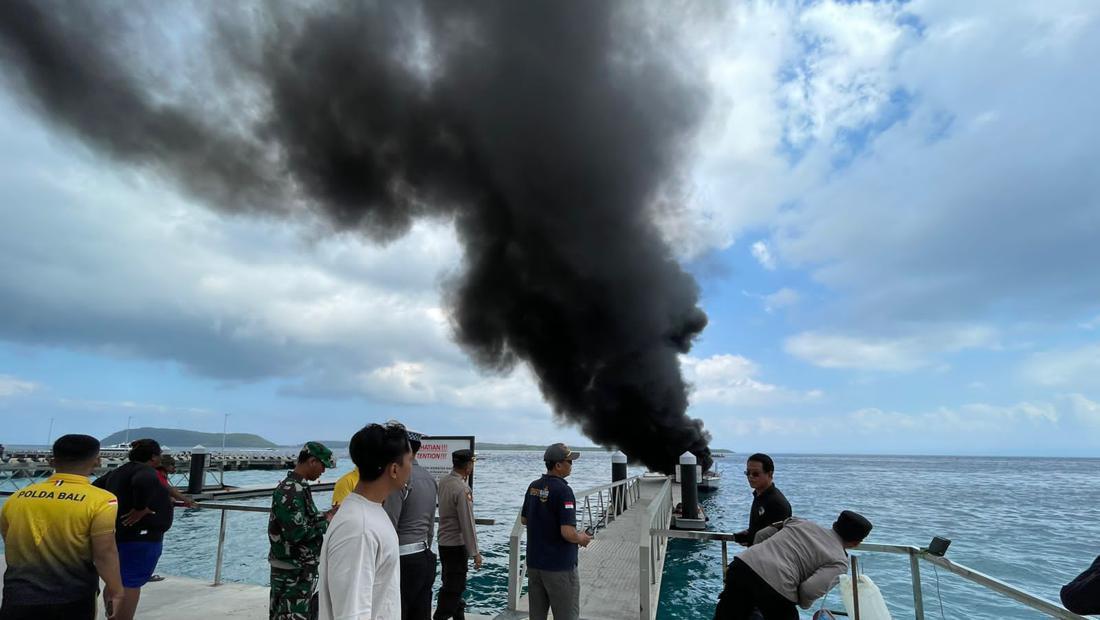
[
  {"left": 101, "top": 427, "right": 278, "bottom": 449},
  {"left": 304, "top": 440, "right": 732, "bottom": 453},
  {"left": 100, "top": 427, "right": 734, "bottom": 453}
]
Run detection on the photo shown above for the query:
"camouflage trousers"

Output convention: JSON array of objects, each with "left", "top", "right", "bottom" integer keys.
[{"left": 270, "top": 566, "right": 318, "bottom": 620}]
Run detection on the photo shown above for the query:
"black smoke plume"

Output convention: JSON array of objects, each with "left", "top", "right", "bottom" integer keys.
[{"left": 0, "top": 1, "right": 711, "bottom": 472}]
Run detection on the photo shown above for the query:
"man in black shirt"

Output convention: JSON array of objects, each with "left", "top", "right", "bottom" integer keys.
[
  {"left": 93, "top": 438, "right": 174, "bottom": 620},
  {"left": 733, "top": 453, "right": 791, "bottom": 547},
  {"left": 521, "top": 443, "right": 592, "bottom": 620}
]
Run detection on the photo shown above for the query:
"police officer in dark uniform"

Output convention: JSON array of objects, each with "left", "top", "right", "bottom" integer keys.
[
  {"left": 734, "top": 453, "right": 791, "bottom": 547},
  {"left": 520, "top": 443, "right": 592, "bottom": 620},
  {"left": 383, "top": 426, "right": 438, "bottom": 620}
]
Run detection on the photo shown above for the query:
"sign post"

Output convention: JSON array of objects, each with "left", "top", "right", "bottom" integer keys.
[{"left": 416, "top": 435, "right": 476, "bottom": 488}]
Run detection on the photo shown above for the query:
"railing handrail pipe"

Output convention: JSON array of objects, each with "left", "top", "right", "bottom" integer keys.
[{"left": 649, "top": 529, "right": 1088, "bottom": 620}]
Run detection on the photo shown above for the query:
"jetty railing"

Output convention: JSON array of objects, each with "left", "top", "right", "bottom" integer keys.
[
  {"left": 506, "top": 475, "right": 643, "bottom": 612},
  {"left": 0, "top": 463, "right": 225, "bottom": 495},
  {"left": 186, "top": 499, "right": 496, "bottom": 587},
  {"left": 638, "top": 477, "right": 673, "bottom": 620},
  {"left": 650, "top": 529, "right": 1088, "bottom": 620}
]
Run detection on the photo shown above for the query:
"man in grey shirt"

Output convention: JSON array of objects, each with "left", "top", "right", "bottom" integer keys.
[
  {"left": 384, "top": 426, "right": 438, "bottom": 620},
  {"left": 434, "top": 449, "right": 482, "bottom": 620},
  {"left": 714, "top": 511, "right": 872, "bottom": 620}
]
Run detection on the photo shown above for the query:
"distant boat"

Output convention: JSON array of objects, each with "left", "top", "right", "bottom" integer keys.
[
  {"left": 698, "top": 469, "right": 721, "bottom": 493},
  {"left": 106, "top": 442, "right": 132, "bottom": 450}
]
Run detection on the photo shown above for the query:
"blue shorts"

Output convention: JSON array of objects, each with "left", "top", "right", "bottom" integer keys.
[{"left": 117, "top": 541, "right": 163, "bottom": 588}]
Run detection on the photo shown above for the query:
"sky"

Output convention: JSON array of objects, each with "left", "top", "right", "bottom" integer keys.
[{"left": 1, "top": 0, "right": 1098, "bottom": 456}]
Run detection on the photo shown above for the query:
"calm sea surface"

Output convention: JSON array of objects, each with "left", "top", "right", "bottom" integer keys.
[{"left": 2, "top": 451, "right": 1097, "bottom": 619}]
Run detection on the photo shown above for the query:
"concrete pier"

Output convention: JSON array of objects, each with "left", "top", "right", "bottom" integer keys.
[
  {"left": 499, "top": 474, "right": 681, "bottom": 620},
  {"left": 0, "top": 556, "right": 493, "bottom": 619}
]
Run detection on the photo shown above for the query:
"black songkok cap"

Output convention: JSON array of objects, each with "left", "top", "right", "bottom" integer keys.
[
  {"left": 452, "top": 449, "right": 475, "bottom": 467},
  {"left": 833, "top": 510, "right": 873, "bottom": 543}
]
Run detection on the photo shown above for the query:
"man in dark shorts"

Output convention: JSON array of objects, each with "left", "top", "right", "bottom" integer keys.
[
  {"left": 520, "top": 443, "right": 593, "bottom": 620},
  {"left": 0, "top": 434, "right": 124, "bottom": 620},
  {"left": 93, "top": 438, "right": 173, "bottom": 620}
]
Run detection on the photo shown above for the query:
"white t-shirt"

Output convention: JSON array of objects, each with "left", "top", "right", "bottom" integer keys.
[{"left": 318, "top": 492, "right": 401, "bottom": 619}]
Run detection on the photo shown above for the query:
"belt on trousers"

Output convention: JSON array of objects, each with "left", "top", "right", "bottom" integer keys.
[{"left": 399, "top": 541, "right": 431, "bottom": 556}]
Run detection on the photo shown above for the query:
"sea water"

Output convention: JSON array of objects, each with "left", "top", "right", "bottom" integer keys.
[{"left": 2, "top": 451, "right": 1097, "bottom": 619}]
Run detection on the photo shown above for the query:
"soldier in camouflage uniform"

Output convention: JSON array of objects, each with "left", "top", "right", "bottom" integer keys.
[{"left": 269, "top": 441, "right": 336, "bottom": 620}]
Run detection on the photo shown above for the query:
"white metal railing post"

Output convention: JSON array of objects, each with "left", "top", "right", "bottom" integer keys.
[
  {"left": 508, "top": 515, "right": 523, "bottom": 611},
  {"left": 213, "top": 509, "right": 228, "bottom": 585},
  {"left": 909, "top": 547, "right": 925, "bottom": 620}
]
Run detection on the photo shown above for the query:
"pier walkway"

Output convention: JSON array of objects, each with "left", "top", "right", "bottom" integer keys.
[
  {"left": 0, "top": 556, "right": 494, "bottom": 619},
  {"left": 498, "top": 474, "right": 678, "bottom": 620}
]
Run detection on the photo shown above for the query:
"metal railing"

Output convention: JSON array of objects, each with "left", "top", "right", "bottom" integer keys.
[
  {"left": 638, "top": 477, "right": 673, "bottom": 620},
  {"left": 190, "top": 499, "right": 497, "bottom": 586},
  {"left": 190, "top": 502, "right": 271, "bottom": 585},
  {"left": 0, "top": 465, "right": 226, "bottom": 496},
  {"left": 650, "top": 529, "right": 1089, "bottom": 620},
  {"left": 507, "top": 475, "right": 644, "bottom": 612}
]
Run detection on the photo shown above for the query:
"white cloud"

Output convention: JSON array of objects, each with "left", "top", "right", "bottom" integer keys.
[
  {"left": 846, "top": 401, "right": 1059, "bottom": 434},
  {"left": 1065, "top": 393, "right": 1100, "bottom": 428},
  {"left": 781, "top": 0, "right": 912, "bottom": 149},
  {"left": 681, "top": 353, "right": 819, "bottom": 407},
  {"left": 1079, "top": 315, "right": 1100, "bottom": 330},
  {"left": 0, "top": 374, "right": 37, "bottom": 397},
  {"left": 763, "top": 287, "right": 800, "bottom": 312},
  {"left": 750, "top": 241, "right": 776, "bottom": 270},
  {"left": 1021, "top": 343, "right": 1100, "bottom": 388},
  {"left": 57, "top": 398, "right": 214, "bottom": 416},
  {"left": 355, "top": 359, "right": 546, "bottom": 412},
  {"left": 784, "top": 325, "right": 997, "bottom": 371},
  {"left": 0, "top": 118, "right": 468, "bottom": 390},
  {"left": 663, "top": 1, "right": 1100, "bottom": 353}
]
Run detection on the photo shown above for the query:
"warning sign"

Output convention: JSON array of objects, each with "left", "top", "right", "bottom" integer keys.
[{"left": 416, "top": 435, "right": 475, "bottom": 487}]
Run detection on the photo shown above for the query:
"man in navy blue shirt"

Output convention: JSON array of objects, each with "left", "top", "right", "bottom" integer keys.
[{"left": 521, "top": 443, "right": 592, "bottom": 620}]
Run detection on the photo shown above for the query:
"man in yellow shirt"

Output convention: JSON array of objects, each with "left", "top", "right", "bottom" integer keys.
[
  {"left": 0, "top": 434, "right": 124, "bottom": 619},
  {"left": 331, "top": 467, "right": 359, "bottom": 507}
]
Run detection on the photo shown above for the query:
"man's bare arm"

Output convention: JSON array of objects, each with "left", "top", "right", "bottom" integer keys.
[
  {"left": 92, "top": 532, "right": 123, "bottom": 592},
  {"left": 559, "top": 525, "right": 592, "bottom": 547}
]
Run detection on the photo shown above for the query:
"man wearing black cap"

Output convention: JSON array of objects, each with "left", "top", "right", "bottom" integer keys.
[
  {"left": 520, "top": 443, "right": 593, "bottom": 620},
  {"left": 434, "top": 449, "right": 481, "bottom": 620},
  {"left": 383, "top": 425, "right": 438, "bottom": 620},
  {"left": 713, "top": 511, "right": 873, "bottom": 620}
]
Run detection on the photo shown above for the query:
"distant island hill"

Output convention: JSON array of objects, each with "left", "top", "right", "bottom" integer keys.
[{"left": 101, "top": 427, "right": 733, "bottom": 454}]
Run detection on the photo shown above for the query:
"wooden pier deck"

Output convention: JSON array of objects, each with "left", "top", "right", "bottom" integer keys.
[{"left": 499, "top": 475, "right": 678, "bottom": 620}]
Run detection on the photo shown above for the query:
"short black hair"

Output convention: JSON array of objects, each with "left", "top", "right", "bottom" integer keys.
[
  {"left": 349, "top": 423, "right": 410, "bottom": 482},
  {"left": 128, "top": 438, "right": 162, "bottom": 463},
  {"left": 53, "top": 434, "right": 100, "bottom": 465},
  {"left": 297, "top": 450, "right": 313, "bottom": 464},
  {"left": 747, "top": 453, "right": 775, "bottom": 474}
]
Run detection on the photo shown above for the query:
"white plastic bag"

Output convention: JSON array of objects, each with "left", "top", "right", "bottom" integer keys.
[{"left": 838, "top": 573, "right": 893, "bottom": 620}]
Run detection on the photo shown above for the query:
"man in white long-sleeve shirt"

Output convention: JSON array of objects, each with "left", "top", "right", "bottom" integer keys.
[
  {"left": 318, "top": 422, "right": 413, "bottom": 620},
  {"left": 713, "top": 511, "right": 873, "bottom": 620}
]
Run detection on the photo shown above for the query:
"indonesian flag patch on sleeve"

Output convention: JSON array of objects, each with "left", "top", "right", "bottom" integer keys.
[{"left": 564, "top": 501, "right": 574, "bottom": 510}]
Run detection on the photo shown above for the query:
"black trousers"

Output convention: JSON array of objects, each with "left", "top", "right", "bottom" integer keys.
[
  {"left": 401, "top": 549, "right": 437, "bottom": 620},
  {"left": 434, "top": 545, "right": 469, "bottom": 620},
  {"left": 0, "top": 596, "right": 96, "bottom": 620},
  {"left": 714, "top": 558, "right": 798, "bottom": 620}
]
